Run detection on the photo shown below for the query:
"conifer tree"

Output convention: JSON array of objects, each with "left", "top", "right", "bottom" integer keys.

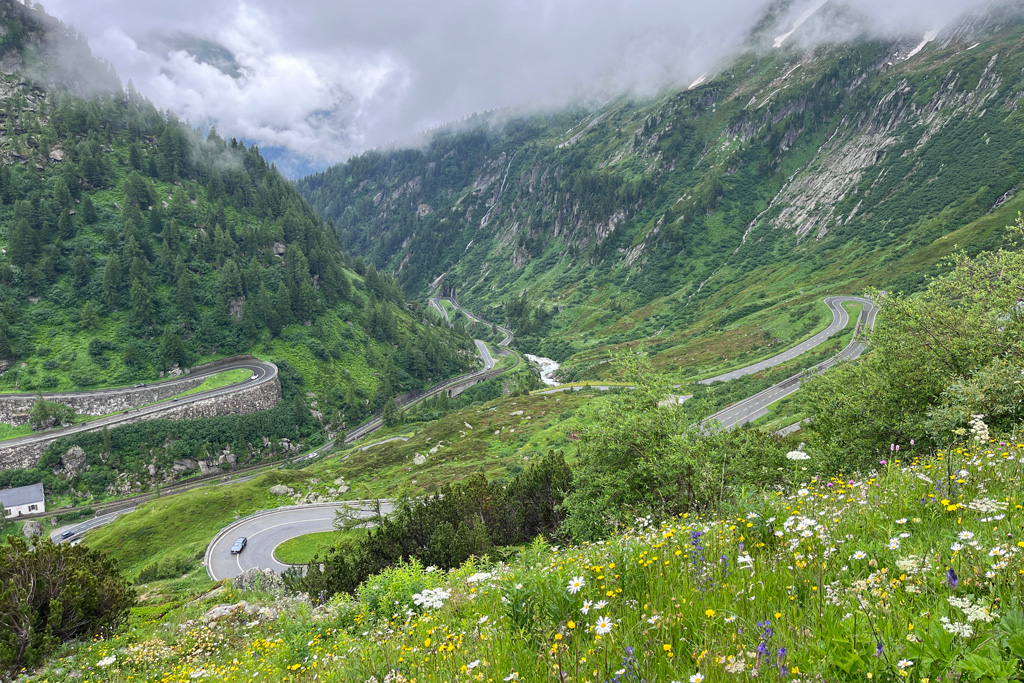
[
  {"left": 102, "top": 254, "right": 121, "bottom": 311},
  {"left": 129, "top": 278, "right": 154, "bottom": 326}
]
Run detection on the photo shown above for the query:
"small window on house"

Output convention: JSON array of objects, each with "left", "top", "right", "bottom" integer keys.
[{"left": 28, "top": 504, "right": 38, "bottom": 512}]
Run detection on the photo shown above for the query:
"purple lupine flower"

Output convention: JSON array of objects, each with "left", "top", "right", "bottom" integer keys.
[
  {"left": 947, "top": 567, "right": 958, "bottom": 589},
  {"left": 779, "top": 665, "right": 789, "bottom": 678},
  {"left": 757, "top": 642, "right": 768, "bottom": 659},
  {"left": 875, "top": 642, "right": 884, "bottom": 658}
]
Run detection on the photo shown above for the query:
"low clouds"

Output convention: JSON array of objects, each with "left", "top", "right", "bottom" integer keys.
[{"left": 44, "top": 0, "right": 1000, "bottom": 171}]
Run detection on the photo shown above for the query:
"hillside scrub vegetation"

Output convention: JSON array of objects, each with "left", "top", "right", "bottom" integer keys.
[
  {"left": 562, "top": 351, "right": 787, "bottom": 542},
  {"left": 20, "top": 426, "right": 1024, "bottom": 682},
  {"left": 0, "top": 536, "right": 134, "bottom": 678},
  {"left": 804, "top": 217, "right": 1024, "bottom": 468}
]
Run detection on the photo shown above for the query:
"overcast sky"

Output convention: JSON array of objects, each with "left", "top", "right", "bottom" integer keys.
[{"left": 42, "top": 0, "right": 996, "bottom": 173}]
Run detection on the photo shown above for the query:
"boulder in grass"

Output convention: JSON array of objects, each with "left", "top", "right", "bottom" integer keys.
[{"left": 233, "top": 567, "right": 286, "bottom": 595}]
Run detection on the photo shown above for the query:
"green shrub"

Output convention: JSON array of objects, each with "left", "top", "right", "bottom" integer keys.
[
  {"left": 0, "top": 537, "right": 135, "bottom": 678},
  {"left": 135, "top": 554, "right": 195, "bottom": 584},
  {"left": 284, "top": 450, "right": 572, "bottom": 600},
  {"left": 561, "top": 350, "right": 786, "bottom": 542}
]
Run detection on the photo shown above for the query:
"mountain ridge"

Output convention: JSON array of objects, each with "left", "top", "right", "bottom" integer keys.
[{"left": 299, "top": 2, "right": 1024, "bottom": 379}]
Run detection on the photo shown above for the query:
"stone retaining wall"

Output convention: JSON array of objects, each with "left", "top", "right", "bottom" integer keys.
[
  {"left": 0, "top": 374, "right": 281, "bottom": 471},
  {"left": 0, "top": 375, "right": 206, "bottom": 426},
  {"left": 0, "top": 355, "right": 266, "bottom": 426}
]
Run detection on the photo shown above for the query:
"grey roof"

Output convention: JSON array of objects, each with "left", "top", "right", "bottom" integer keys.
[{"left": 0, "top": 483, "right": 45, "bottom": 508}]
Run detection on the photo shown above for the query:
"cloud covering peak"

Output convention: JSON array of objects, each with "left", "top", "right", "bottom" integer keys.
[{"left": 45, "top": 0, "right": 1000, "bottom": 171}]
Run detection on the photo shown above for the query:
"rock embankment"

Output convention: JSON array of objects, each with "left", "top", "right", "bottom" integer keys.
[
  {"left": 0, "top": 373, "right": 281, "bottom": 470},
  {"left": 0, "top": 375, "right": 207, "bottom": 426}
]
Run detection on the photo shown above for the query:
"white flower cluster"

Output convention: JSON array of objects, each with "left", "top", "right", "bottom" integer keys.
[
  {"left": 948, "top": 595, "right": 997, "bottom": 623},
  {"left": 895, "top": 556, "right": 924, "bottom": 574},
  {"left": 939, "top": 616, "right": 974, "bottom": 638},
  {"left": 782, "top": 515, "right": 819, "bottom": 533},
  {"left": 411, "top": 588, "right": 451, "bottom": 610},
  {"left": 967, "top": 497, "right": 1008, "bottom": 513},
  {"left": 466, "top": 572, "right": 493, "bottom": 584},
  {"left": 786, "top": 450, "right": 811, "bottom": 461},
  {"left": 970, "top": 414, "right": 990, "bottom": 443}
]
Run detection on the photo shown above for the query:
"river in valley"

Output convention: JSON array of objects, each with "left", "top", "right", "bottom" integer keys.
[{"left": 525, "top": 354, "right": 561, "bottom": 386}]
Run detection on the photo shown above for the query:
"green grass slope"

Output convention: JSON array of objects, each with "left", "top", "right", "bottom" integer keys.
[{"left": 24, "top": 437, "right": 1024, "bottom": 682}]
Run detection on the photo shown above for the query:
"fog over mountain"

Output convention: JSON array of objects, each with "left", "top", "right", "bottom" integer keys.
[{"left": 44, "top": 0, "right": 998, "bottom": 174}]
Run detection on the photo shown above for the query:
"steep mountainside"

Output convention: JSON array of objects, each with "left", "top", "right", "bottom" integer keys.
[
  {"left": 0, "top": 0, "right": 475, "bottom": 429},
  {"left": 299, "top": 3, "right": 1024, "bottom": 379}
]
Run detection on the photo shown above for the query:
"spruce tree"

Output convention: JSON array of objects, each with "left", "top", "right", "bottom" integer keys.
[
  {"left": 129, "top": 278, "right": 154, "bottom": 326},
  {"left": 102, "top": 254, "right": 121, "bottom": 310},
  {"left": 80, "top": 301, "right": 98, "bottom": 330}
]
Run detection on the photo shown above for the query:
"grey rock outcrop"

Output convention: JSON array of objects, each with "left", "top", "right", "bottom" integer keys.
[
  {"left": 22, "top": 520, "right": 42, "bottom": 538},
  {"left": 233, "top": 568, "right": 286, "bottom": 595},
  {"left": 293, "top": 491, "right": 328, "bottom": 505},
  {"left": 52, "top": 446, "right": 88, "bottom": 480},
  {"left": 203, "top": 600, "right": 280, "bottom": 623},
  {"left": 270, "top": 485, "right": 294, "bottom": 496}
]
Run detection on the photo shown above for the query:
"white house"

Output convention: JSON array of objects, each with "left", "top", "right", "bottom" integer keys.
[{"left": 0, "top": 483, "right": 45, "bottom": 518}]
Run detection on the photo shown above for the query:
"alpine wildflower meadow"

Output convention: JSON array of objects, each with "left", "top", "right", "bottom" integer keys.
[{"left": 20, "top": 430, "right": 1024, "bottom": 682}]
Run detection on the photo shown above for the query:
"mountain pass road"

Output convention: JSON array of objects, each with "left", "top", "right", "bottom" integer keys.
[
  {"left": 699, "top": 296, "right": 873, "bottom": 384},
  {"left": 2, "top": 358, "right": 277, "bottom": 453},
  {"left": 706, "top": 297, "right": 879, "bottom": 429},
  {"left": 205, "top": 501, "right": 395, "bottom": 580}
]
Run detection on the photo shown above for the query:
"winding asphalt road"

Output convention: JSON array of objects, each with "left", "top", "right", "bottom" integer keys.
[
  {"left": 205, "top": 501, "right": 395, "bottom": 580},
  {"left": 706, "top": 297, "right": 879, "bottom": 429},
  {"left": 699, "top": 296, "right": 873, "bottom": 384},
  {"left": 204, "top": 297, "right": 519, "bottom": 578},
  {"left": 432, "top": 296, "right": 514, "bottom": 346},
  {"left": 51, "top": 507, "right": 136, "bottom": 544},
  {"left": 1, "top": 358, "right": 277, "bottom": 453}
]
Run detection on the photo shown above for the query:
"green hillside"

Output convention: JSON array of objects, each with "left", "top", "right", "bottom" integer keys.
[
  {"left": 8, "top": 2, "right": 1024, "bottom": 682},
  {"left": 299, "top": 8, "right": 1024, "bottom": 379},
  {"left": 0, "top": 1, "right": 474, "bottom": 418}
]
